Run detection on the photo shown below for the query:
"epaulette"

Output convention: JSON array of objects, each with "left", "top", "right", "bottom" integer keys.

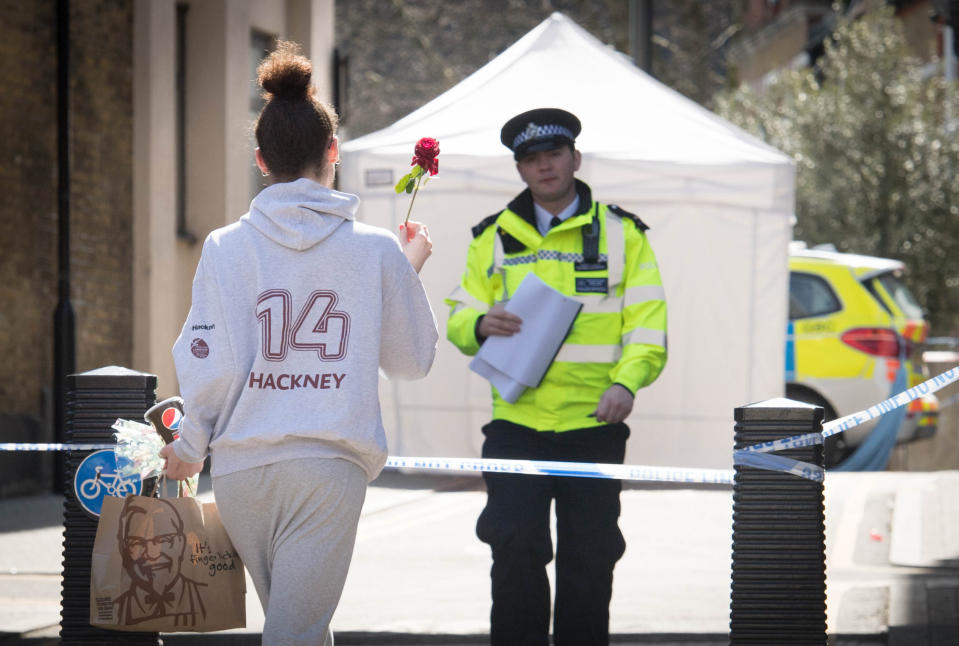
[
  {"left": 471, "top": 212, "right": 502, "bottom": 238},
  {"left": 471, "top": 210, "right": 527, "bottom": 253},
  {"left": 608, "top": 204, "right": 649, "bottom": 232}
]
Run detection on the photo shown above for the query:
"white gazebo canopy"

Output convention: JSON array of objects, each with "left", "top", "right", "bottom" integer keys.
[{"left": 341, "top": 12, "right": 795, "bottom": 469}]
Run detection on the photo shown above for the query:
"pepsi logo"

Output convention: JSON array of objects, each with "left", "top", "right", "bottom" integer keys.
[
  {"left": 161, "top": 406, "right": 182, "bottom": 430},
  {"left": 191, "top": 338, "right": 209, "bottom": 359}
]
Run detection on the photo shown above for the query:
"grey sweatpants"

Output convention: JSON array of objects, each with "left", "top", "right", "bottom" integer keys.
[{"left": 213, "top": 457, "right": 367, "bottom": 646}]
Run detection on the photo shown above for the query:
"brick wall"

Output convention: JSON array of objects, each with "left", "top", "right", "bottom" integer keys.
[
  {"left": 0, "top": 1, "right": 59, "bottom": 421},
  {"left": 69, "top": 1, "right": 134, "bottom": 375},
  {"left": 0, "top": 0, "right": 133, "bottom": 449}
]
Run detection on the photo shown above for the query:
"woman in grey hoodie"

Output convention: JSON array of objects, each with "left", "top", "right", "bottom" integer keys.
[{"left": 160, "top": 42, "right": 438, "bottom": 645}]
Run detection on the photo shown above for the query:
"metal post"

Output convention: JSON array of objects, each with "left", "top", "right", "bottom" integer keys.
[
  {"left": 60, "top": 366, "right": 158, "bottom": 644},
  {"left": 730, "top": 398, "right": 827, "bottom": 644},
  {"left": 628, "top": 0, "right": 654, "bottom": 74},
  {"left": 53, "top": 0, "right": 76, "bottom": 493}
]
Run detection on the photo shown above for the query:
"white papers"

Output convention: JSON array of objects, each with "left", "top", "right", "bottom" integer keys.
[{"left": 470, "top": 273, "right": 583, "bottom": 403}]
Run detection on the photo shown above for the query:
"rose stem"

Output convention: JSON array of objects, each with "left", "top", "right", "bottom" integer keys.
[{"left": 403, "top": 177, "right": 420, "bottom": 227}]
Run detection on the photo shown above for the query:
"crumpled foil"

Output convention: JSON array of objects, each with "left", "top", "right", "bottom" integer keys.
[{"left": 112, "top": 417, "right": 198, "bottom": 496}]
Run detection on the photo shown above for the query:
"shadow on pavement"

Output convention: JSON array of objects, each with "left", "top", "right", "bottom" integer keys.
[{"left": 0, "top": 494, "right": 63, "bottom": 533}]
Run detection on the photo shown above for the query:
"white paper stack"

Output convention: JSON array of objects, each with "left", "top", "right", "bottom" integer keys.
[{"left": 469, "top": 273, "right": 583, "bottom": 403}]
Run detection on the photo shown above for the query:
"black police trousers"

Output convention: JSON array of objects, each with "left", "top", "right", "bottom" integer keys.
[{"left": 476, "top": 419, "right": 629, "bottom": 646}]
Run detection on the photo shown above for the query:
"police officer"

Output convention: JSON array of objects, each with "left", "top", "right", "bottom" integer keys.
[{"left": 446, "top": 108, "right": 668, "bottom": 645}]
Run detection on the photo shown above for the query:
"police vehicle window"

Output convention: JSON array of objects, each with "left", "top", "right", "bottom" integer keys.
[
  {"left": 789, "top": 272, "right": 841, "bottom": 320},
  {"left": 863, "top": 280, "right": 894, "bottom": 315},
  {"left": 877, "top": 272, "right": 924, "bottom": 319}
]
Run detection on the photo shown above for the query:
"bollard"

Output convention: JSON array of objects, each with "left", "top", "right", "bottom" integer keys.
[
  {"left": 729, "top": 398, "right": 826, "bottom": 645},
  {"left": 60, "top": 366, "right": 159, "bottom": 644}
]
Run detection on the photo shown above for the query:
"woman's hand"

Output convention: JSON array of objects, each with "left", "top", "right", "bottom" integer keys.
[
  {"left": 399, "top": 220, "right": 433, "bottom": 273},
  {"left": 159, "top": 443, "right": 205, "bottom": 481}
]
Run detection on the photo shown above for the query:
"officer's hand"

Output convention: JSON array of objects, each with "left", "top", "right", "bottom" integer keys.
[
  {"left": 399, "top": 221, "right": 433, "bottom": 273},
  {"left": 159, "top": 443, "right": 205, "bottom": 481},
  {"left": 478, "top": 302, "right": 522, "bottom": 338},
  {"left": 593, "top": 384, "right": 634, "bottom": 424}
]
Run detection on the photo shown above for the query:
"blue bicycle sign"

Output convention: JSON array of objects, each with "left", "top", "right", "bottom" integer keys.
[{"left": 74, "top": 450, "right": 141, "bottom": 516}]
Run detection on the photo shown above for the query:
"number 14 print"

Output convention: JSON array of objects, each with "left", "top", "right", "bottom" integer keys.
[{"left": 256, "top": 289, "right": 351, "bottom": 361}]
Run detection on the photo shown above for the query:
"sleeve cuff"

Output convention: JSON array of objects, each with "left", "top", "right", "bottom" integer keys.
[
  {"left": 611, "top": 361, "right": 652, "bottom": 395},
  {"left": 171, "top": 432, "right": 208, "bottom": 464},
  {"left": 474, "top": 315, "right": 487, "bottom": 345},
  {"left": 613, "top": 382, "right": 635, "bottom": 397}
]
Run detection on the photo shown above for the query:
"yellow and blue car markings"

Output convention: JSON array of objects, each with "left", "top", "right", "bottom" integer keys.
[{"left": 787, "top": 245, "right": 937, "bottom": 451}]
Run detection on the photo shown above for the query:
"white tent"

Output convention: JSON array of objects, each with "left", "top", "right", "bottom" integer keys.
[{"left": 340, "top": 12, "right": 794, "bottom": 470}]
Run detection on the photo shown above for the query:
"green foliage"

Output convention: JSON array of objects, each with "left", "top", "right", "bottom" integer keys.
[{"left": 716, "top": 7, "right": 959, "bottom": 333}]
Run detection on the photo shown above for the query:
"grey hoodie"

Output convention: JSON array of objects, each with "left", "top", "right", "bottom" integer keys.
[{"left": 170, "top": 178, "right": 438, "bottom": 480}]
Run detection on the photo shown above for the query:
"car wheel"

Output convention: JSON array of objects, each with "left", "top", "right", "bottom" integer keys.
[{"left": 785, "top": 386, "right": 848, "bottom": 468}]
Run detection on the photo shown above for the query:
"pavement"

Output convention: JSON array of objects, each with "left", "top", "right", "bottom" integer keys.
[{"left": 2, "top": 469, "right": 959, "bottom": 645}]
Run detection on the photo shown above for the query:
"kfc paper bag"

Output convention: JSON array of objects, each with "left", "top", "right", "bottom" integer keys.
[{"left": 90, "top": 494, "right": 246, "bottom": 632}]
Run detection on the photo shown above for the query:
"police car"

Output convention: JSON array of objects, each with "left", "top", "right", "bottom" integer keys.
[{"left": 786, "top": 242, "right": 938, "bottom": 467}]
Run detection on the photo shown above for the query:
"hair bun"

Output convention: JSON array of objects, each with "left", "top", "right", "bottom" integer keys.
[{"left": 258, "top": 41, "right": 313, "bottom": 101}]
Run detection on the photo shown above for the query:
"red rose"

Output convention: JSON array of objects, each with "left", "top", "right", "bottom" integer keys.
[
  {"left": 411, "top": 137, "right": 440, "bottom": 175},
  {"left": 395, "top": 135, "right": 441, "bottom": 226}
]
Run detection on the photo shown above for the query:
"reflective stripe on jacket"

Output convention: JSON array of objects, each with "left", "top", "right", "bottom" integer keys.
[{"left": 446, "top": 180, "right": 667, "bottom": 431}]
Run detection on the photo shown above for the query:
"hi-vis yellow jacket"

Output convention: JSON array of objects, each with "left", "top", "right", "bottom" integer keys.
[{"left": 446, "top": 180, "right": 667, "bottom": 431}]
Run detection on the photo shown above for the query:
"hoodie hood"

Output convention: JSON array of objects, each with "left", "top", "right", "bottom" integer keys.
[{"left": 244, "top": 177, "right": 360, "bottom": 250}]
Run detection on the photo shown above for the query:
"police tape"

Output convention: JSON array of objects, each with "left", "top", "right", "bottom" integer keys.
[
  {"left": 0, "top": 446, "right": 810, "bottom": 484},
  {"left": 739, "top": 364, "right": 959, "bottom": 456},
  {"left": 392, "top": 363, "right": 959, "bottom": 484},
  {"left": 4, "top": 364, "right": 958, "bottom": 484},
  {"left": 0, "top": 443, "right": 115, "bottom": 452},
  {"left": 732, "top": 451, "right": 823, "bottom": 482},
  {"left": 0, "top": 444, "right": 737, "bottom": 485},
  {"left": 384, "top": 456, "right": 736, "bottom": 485}
]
